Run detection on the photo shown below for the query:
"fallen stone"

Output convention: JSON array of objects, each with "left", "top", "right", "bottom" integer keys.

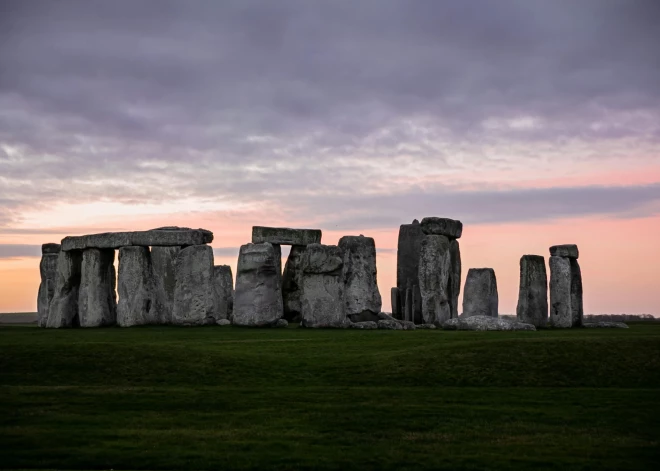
[
  {"left": 252, "top": 226, "right": 322, "bottom": 245},
  {"left": 216, "top": 319, "right": 231, "bottom": 326},
  {"left": 42, "top": 243, "right": 61, "bottom": 254},
  {"left": 349, "top": 321, "right": 378, "bottom": 330},
  {"left": 378, "top": 319, "right": 404, "bottom": 330},
  {"left": 396, "top": 220, "right": 424, "bottom": 322},
  {"left": 443, "top": 316, "right": 536, "bottom": 331},
  {"left": 549, "top": 244, "right": 579, "bottom": 259},
  {"left": 61, "top": 226, "right": 213, "bottom": 251},
  {"left": 415, "top": 323, "right": 438, "bottom": 329},
  {"left": 273, "top": 319, "right": 289, "bottom": 328},
  {"left": 233, "top": 243, "right": 283, "bottom": 327},
  {"left": 37, "top": 252, "right": 59, "bottom": 327},
  {"left": 516, "top": 255, "right": 548, "bottom": 328},
  {"left": 418, "top": 234, "right": 452, "bottom": 325},
  {"left": 282, "top": 245, "right": 305, "bottom": 322},
  {"left": 300, "top": 244, "right": 346, "bottom": 328},
  {"left": 172, "top": 245, "right": 216, "bottom": 326},
  {"left": 46, "top": 250, "right": 83, "bottom": 328},
  {"left": 212, "top": 265, "right": 233, "bottom": 321},
  {"left": 462, "top": 268, "right": 498, "bottom": 318},
  {"left": 583, "top": 321, "right": 628, "bottom": 329},
  {"left": 399, "top": 320, "right": 416, "bottom": 330},
  {"left": 420, "top": 217, "right": 463, "bottom": 239},
  {"left": 78, "top": 249, "right": 117, "bottom": 327},
  {"left": 117, "top": 246, "right": 158, "bottom": 327},
  {"left": 549, "top": 256, "right": 573, "bottom": 328},
  {"left": 449, "top": 240, "right": 461, "bottom": 320},
  {"left": 151, "top": 246, "right": 181, "bottom": 324},
  {"left": 339, "top": 235, "right": 382, "bottom": 322}
]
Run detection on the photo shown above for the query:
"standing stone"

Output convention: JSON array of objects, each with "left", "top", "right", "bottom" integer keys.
[
  {"left": 396, "top": 220, "right": 424, "bottom": 322},
  {"left": 233, "top": 242, "right": 283, "bottom": 327},
  {"left": 549, "top": 256, "right": 572, "bottom": 328},
  {"left": 570, "top": 259, "right": 584, "bottom": 327},
  {"left": 391, "top": 287, "right": 401, "bottom": 319},
  {"left": 448, "top": 239, "right": 461, "bottom": 320},
  {"left": 338, "top": 235, "right": 382, "bottom": 322},
  {"left": 151, "top": 246, "right": 181, "bottom": 324},
  {"left": 172, "top": 245, "right": 215, "bottom": 326},
  {"left": 516, "top": 255, "right": 548, "bottom": 327},
  {"left": 404, "top": 287, "right": 413, "bottom": 322},
  {"left": 213, "top": 265, "right": 233, "bottom": 322},
  {"left": 300, "top": 244, "right": 347, "bottom": 328},
  {"left": 117, "top": 246, "right": 157, "bottom": 327},
  {"left": 418, "top": 235, "right": 452, "bottom": 325},
  {"left": 78, "top": 249, "right": 117, "bottom": 327},
  {"left": 46, "top": 250, "right": 83, "bottom": 328},
  {"left": 462, "top": 268, "right": 498, "bottom": 318},
  {"left": 37, "top": 246, "right": 60, "bottom": 327},
  {"left": 282, "top": 245, "right": 305, "bottom": 322}
]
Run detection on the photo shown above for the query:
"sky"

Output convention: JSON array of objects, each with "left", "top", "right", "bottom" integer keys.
[{"left": 1, "top": 0, "right": 659, "bottom": 315}]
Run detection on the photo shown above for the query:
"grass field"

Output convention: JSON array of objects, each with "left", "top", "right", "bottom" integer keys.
[{"left": 1, "top": 323, "right": 659, "bottom": 470}]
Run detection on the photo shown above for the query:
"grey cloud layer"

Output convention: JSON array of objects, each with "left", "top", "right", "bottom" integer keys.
[{"left": 1, "top": 0, "right": 659, "bottom": 231}]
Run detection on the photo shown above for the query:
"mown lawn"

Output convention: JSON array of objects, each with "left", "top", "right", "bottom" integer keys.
[{"left": 1, "top": 323, "right": 659, "bottom": 470}]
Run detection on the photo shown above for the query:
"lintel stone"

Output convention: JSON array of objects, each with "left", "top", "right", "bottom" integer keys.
[
  {"left": 252, "top": 226, "right": 321, "bottom": 245},
  {"left": 61, "top": 227, "right": 213, "bottom": 251}
]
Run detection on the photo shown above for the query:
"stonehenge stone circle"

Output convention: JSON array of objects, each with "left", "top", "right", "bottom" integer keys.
[
  {"left": 213, "top": 265, "right": 234, "bottom": 322},
  {"left": 516, "top": 255, "right": 548, "bottom": 327},
  {"left": 151, "top": 246, "right": 181, "bottom": 324},
  {"left": 61, "top": 227, "right": 213, "bottom": 251},
  {"left": 396, "top": 220, "right": 424, "bottom": 322},
  {"left": 282, "top": 245, "right": 305, "bottom": 322},
  {"left": 117, "top": 246, "right": 158, "bottom": 327},
  {"left": 443, "top": 316, "right": 536, "bottom": 331},
  {"left": 78, "top": 248, "right": 117, "bottom": 327},
  {"left": 37, "top": 245, "right": 60, "bottom": 327},
  {"left": 462, "top": 268, "right": 498, "bottom": 318},
  {"left": 550, "top": 244, "right": 579, "bottom": 259},
  {"left": 300, "top": 243, "right": 347, "bottom": 328},
  {"left": 233, "top": 242, "right": 283, "bottom": 327},
  {"left": 338, "top": 235, "right": 382, "bottom": 322},
  {"left": 549, "top": 245, "right": 583, "bottom": 328},
  {"left": 172, "top": 245, "right": 216, "bottom": 326},
  {"left": 252, "top": 226, "right": 322, "bottom": 246},
  {"left": 418, "top": 234, "right": 453, "bottom": 325},
  {"left": 46, "top": 250, "right": 83, "bottom": 328},
  {"left": 420, "top": 217, "right": 463, "bottom": 239}
]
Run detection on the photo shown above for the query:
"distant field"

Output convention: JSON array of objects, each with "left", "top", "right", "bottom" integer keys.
[{"left": 1, "top": 324, "right": 659, "bottom": 470}]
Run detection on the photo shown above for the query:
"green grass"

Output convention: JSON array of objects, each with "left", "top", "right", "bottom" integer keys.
[{"left": 1, "top": 324, "right": 659, "bottom": 470}]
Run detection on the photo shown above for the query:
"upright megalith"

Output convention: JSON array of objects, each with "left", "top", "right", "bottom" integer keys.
[
  {"left": 449, "top": 239, "right": 461, "bottom": 320},
  {"left": 300, "top": 244, "right": 347, "bottom": 328},
  {"left": 172, "top": 245, "right": 215, "bottom": 326},
  {"left": 213, "top": 265, "right": 233, "bottom": 322},
  {"left": 462, "top": 268, "right": 498, "bottom": 318},
  {"left": 117, "top": 246, "right": 158, "bottom": 327},
  {"left": 151, "top": 246, "right": 181, "bottom": 324},
  {"left": 252, "top": 226, "right": 322, "bottom": 246},
  {"left": 391, "top": 287, "right": 401, "bottom": 319},
  {"left": 37, "top": 244, "right": 60, "bottom": 327},
  {"left": 46, "top": 250, "right": 83, "bottom": 328},
  {"left": 233, "top": 243, "right": 283, "bottom": 327},
  {"left": 516, "top": 255, "right": 548, "bottom": 327},
  {"left": 78, "top": 249, "right": 117, "bottom": 327},
  {"left": 549, "top": 245, "right": 583, "bottom": 328},
  {"left": 282, "top": 245, "right": 305, "bottom": 322},
  {"left": 338, "top": 235, "right": 382, "bottom": 322},
  {"left": 396, "top": 220, "right": 424, "bottom": 322},
  {"left": 418, "top": 234, "right": 452, "bottom": 325}
]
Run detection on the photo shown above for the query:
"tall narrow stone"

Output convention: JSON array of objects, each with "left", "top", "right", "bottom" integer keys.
[
  {"left": 233, "top": 242, "right": 283, "bottom": 327},
  {"left": 549, "top": 256, "right": 572, "bottom": 328},
  {"left": 151, "top": 246, "right": 181, "bottom": 324},
  {"left": 391, "top": 287, "right": 401, "bottom": 319},
  {"left": 448, "top": 239, "right": 461, "bottom": 320},
  {"left": 338, "top": 235, "right": 382, "bottom": 322},
  {"left": 117, "top": 246, "right": 157, "bottom": 327},
  {"left": 213, "top": 265, "right": 233, "bottom": 321},
  {"left": 396, "top": 220, "right": 424, "bottom": 322},
  {"left": 172, "top": 245, "right": 215, "bottom": 326},
  {"left": 516, "top": 255, "right": 548, "bottom": 327},
  {"left": 462, "top": 268, "right": 498, "bottom": 318},
  {"left": 282, "top": 245, "right": 305, "bottom": 322},
  {"left": 300, "top": 244, "right": 346, "bottom": 328},
  {"left": 46, "top": 250, "right": 83, "bottom": 328},
  {"left": 570, "top": 259, "right": 584, "bottom": 327},
  {"left": 404, "top": 287, "right": 413, "bottom": 322},
  {"left": 78, "top": 249, "right": 117, "bottom": 327},
  {"left": 37, "top": 244, "right": 60, "bottom": 327},
  {"left": 418, "top": 235, "right": 452, "bottom": 325}
]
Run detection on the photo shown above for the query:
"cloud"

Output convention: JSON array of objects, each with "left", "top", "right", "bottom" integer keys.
[{"left": 0, "top": 244, "right": 41, "bottom": 259}]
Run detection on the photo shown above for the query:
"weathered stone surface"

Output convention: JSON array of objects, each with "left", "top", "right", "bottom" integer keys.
[
  {"left": 391, "top": 287, "right": 401, "bottom": 319},
  {"left": 151, "top": 246, "right": 181, "bottom": 324},
  {"left": 42, "top": 243, "right": 61, "bottom": 254},
  {"left": 443, "top": 316, "right": 536, "bottom": 331},
  {"left": 549, "top": 256, "right": 573, "bottom": 328},
  {"left": 172, "top": 245, "right": 215, "bottom": 326},
  {"left": 252, "top": 226, "right": 322, "bottom": 245},
  {"left": 233, "top": 243, "right": 283, "bottom": 327},
  {"left": 61, "top": 227, "right": 213, "bottom": 251},
  {"left": 212, "top": 265, "right": 233, "bottom": 321},
  {"left": 516, "top": 255, "right": 548, "bottom": 327},
  {"left": 378, "top": 319, "right": 403, "bottom": 330},
  {"left": 273, "top": 319, "right": 289, "bottom": 328},
  {"left": 339, "top": 235, "right": 382, "bottom": 322},
  {"left": 570, "top": 259, "right": 584, "bottom": 327},
  {"left": 448, "top": 240, "right": 461, "bottom": 320},
  {"left": 117, "top": 246, "right": 158, "bottom": 327},
  {"left": 400, "top": 320, "right": 416, "bottom": 330},
  {"left": 462, "top": 268, "right": 498, "bottom": 318},
  {"left": 282, "top": 245, "right": 305, "bottom": 322},
  {"left": 78, "top": 249, "right": 117, "bottom": 327},
  {"left": 404, "top": 287, "right": 413, "bottom": 322},
  {"left": 46, "top": 250, "right": 83, "bottom": 328},
  {"left": 420, "top": 217, "right": 463, "bottom": 239},
  {"left": 418, "top": 235, "right": 452, "bottom": 325},
  {"left": 216, "top": 319, "right": 231, "bottom": 326},
  {"left": 37, "top": 253, "right": 59, "bottom": 327},
  {"left": 396, "top": 220, "right": 424, "bottom": 322},
  {"left": 416, "top": 323, "right": 437, "bottom": 329},
  {"left": 349, "top": 321, "right": 378, "bottom": 329},
  {"left": 584, "top": 321, "right": 628, "bottom": 329},
  {"left": 300, "top": 244, "right": 346, "bottom": 328},
  {"left": 550, "top": 244, "right": 579, "bottom": 259}
]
